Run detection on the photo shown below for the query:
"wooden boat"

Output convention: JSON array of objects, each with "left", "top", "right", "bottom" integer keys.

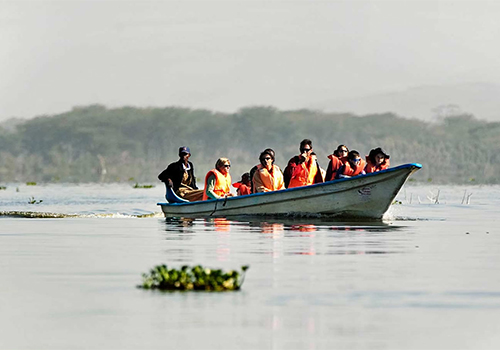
[{"left": 158, "top": 163, "right": 422, "bottom": 219}]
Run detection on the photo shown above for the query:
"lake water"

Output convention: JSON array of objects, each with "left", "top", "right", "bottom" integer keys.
[{"left": 1, "top": 183, "right": 499, "bottom": 349}]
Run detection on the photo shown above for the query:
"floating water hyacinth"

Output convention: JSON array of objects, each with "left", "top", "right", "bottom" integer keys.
[
  {"left": 133, "top": 183, "right": 155, "bottom": 189},
  {"left": 28, "top": 196, "right": 43, "bottom": 204},
  {"left": 140, "top": 265, "right": 249, "bottom": 291}
]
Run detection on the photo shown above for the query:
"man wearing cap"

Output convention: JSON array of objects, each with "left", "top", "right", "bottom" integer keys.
[{"left": 158, "top": 146, "right": 204, "bottom": 202}]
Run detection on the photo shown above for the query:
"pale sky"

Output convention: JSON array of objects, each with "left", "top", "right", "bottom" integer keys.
[{"left": 1, "top": 0, "right": 500, "bottom": 120}]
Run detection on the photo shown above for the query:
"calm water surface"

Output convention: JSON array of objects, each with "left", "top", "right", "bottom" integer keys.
[{"left": 1, "top": 183, "right": 499, "bottom": 349}]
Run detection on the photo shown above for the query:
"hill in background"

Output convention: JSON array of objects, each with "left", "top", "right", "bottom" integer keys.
[
  {"left": 1, "top": 105, "right": 500, "bottom": 184},
  {"left": 314, "top": 82, "right": 500, "bottom": 122}
]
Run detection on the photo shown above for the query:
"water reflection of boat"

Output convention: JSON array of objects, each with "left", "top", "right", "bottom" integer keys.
[{"left": 158, "top": 163, "right": 421, "bottom": 220}]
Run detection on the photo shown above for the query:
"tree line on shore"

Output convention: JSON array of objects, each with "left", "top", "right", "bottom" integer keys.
[{"left": 1, "top": 104, "right": 499, "bottom": 184}]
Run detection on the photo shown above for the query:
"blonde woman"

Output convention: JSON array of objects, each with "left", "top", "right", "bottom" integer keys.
[{"left": 203, "top": 158, "right": 233, "bottom": 200}]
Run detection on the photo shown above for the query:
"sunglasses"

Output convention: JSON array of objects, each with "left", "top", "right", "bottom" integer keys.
[
  {"left": 223, "top": 164, "right": 231, "bottom": 168},
  {"left": 352, "top": 158, "right": 361, "bottom": 163},
  {"left": 300, "top": 148, "right": 312, "bottom": 152},
  {"left": 340, "top": 149, "right": 348, "bottom": 153},
  {"left": 263, "top": 157, "right": 272, "bottom": 161}
]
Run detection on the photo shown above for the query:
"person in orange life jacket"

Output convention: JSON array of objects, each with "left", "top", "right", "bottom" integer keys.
[
  {"left": 335, "top": 150, "right": 366, "bottom": 179},
  {"left": 252, "top": 149, "right": 285, "bottom": 193},
  {"left": 158, "top": 146, "right": 204, "bottom": 202},
  {"left": 365, "top": 147, "right": 390, "bottom": 173},
  {"left": 233, "top": 172, "right": 251, "bottom": 196},
  {"left": 249, "top": 148, "right": 275, "bottom": 193},
  {"left": 284, "top": 139, "right": 324, "bottom": 188},
  {"left": 325, "top": 144, "right": 349, "bottom": 182},
  {"left": 203, "top": 158, "right": 234, "bottom": 200}
]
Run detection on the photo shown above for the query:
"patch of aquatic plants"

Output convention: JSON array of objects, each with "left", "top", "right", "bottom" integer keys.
[
  {"left": 28, "top": 196, "right": 43, "bottom": 204},
  {"left": 0, "top": 186, "right": 6, "bottom": 190},
  {"left": 140, "top": 264, "right": 249, "bottom": 291},
  {"left": 26, "top": 182, "right": 37, "bottom": 186},
  {"left": 133, "top": 183, "right": 155, "bottom": 189}
]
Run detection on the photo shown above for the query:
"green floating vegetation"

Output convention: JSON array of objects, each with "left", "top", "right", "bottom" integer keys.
[
  {"left": 133, "top": 183, "right": 155, "bottom": 189},
  {"left": 0, "top": 186, "right": 6, "bottom": 190},
  {"left": 26, "top": 182, "right": 37, "bottom": 186},
  {"left": 28, "top": 196, "right": 43, "bottom": 204},
  {"left": 0, "top": 211, "right": 78, "bottom": 218},
  {"left": 392, "top": 200, "right": 403, "bottom": 205},
  {"left": 140, "top": 265, "right": 249, "bottom": 291}
]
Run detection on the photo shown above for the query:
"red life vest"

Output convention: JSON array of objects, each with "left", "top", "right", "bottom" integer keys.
[
  {"left": 233, "top": 182, "right": 251, "bottom": 196},
  {"left": 342, "top": 159, "right": 367, "bottom": 177},
  {"left": 203, "top": 169, "right": 231, "bottom": 200},
  {"left": 364, "top": 157, "right": 390, "bottom": 173},
  {"left": 326, "top": 154, "right": 347, "bottom": 181}
]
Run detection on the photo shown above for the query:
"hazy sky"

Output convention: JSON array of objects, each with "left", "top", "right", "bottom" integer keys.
[{"left": 1, "top": 0, "right": 499, "bottom": 120}]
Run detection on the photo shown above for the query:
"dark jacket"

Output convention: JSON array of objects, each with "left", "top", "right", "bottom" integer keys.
[
  {"left": 249, "top": 164, "right": 259, "bottom": 193},
  {"left": 158, "top": 159, "right": 198, "bottom": 191}
]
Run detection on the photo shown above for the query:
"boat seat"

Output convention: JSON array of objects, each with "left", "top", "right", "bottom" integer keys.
[{"left": 165, "top": 184, "right": 190, "bottom": 203}]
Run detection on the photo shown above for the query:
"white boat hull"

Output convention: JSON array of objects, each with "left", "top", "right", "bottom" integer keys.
[{"left": 158, "top": 163, "right": 421, "bottom": 219}]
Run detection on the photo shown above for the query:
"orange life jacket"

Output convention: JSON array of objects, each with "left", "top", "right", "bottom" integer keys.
[
  {"left": 253, "top": 164, "right": 285, "bottom": 192},
  {"left": 211, "top": 218, "right": 231, "bottom": 232},
  {"left": 364, "top": 157, "right": 390, "bottom": 173},
  {"left": 341, "top": 159, "right": 367, "bottom": 177},
  {"left": 289, "top": 155, "right": 319, "bottom": 188},
  {"left": 326, "top": 154, "right": 347, "bottom": 181},
  {"left": 203, "top": 169, "right": 231, "bottom": 200}
]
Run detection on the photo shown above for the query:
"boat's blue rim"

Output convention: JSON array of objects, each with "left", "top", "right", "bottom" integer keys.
[{"left": 157, "top": 162, "right": 422, "bottom": 206}]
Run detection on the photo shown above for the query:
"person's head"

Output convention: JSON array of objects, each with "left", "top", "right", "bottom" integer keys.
[
  {"left": 215, "top": 157, "right": 231, "bottom": 175},
  {"left": 241, "top": 172, "right": 250, "bottom": 185},
  {"left": 334, "top": 144, "right": 349, "bottom": 157},
  {"left": 347, "top": 150, "right": 362, "bottom": 167},
  {"left": 369, "top": 147, "right": 390, "bottom": 165},
  {"left": 259, "top": 149, "right": 275, "bottom": 168},
  {"left": 178, "top": 146, "right": 191, "bottom": 161},
  {"left": 299, "top": 139, "right": 313, "bottom": 156},
  {"left": 263, "top": 148, "right": 275, "bottom": 159}
]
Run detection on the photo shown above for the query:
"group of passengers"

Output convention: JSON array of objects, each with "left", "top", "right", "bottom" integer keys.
[{"left": 158, "top": 141, "right": 390, "bottom": 202}]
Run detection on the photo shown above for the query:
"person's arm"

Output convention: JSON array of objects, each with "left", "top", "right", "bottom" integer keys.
[
  {"left": 314, "top": 159, "right": 324, "bottom": 183},
  {"left": 252, "top": 169, "right": 269, "bottom": 193},
  {"left": 283, "top": 158, "right": 298, "bottom": 188},
  {"left": 325, "top": 160, "right": 334, "bottom": 182},
  {"left": 276, "top": 168, "right": 285, "bottom": 190},
  {"left": 158, "top": 163, "right": 175, "bottom": 187},
  {"left": 190, "top": 162, "right": 198, "bottom": 189},
  {"left": 249, "top": 166, "right": 258, "bottom": 193},
  {"left": 204, "top": 174, "right": 219, "bottom": 200},
  {"left": 335, "top": 165, "right": 350, "bottom": 179},
  {"left": 158, "top": 168, "right": 170, "bottom": 182}
]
